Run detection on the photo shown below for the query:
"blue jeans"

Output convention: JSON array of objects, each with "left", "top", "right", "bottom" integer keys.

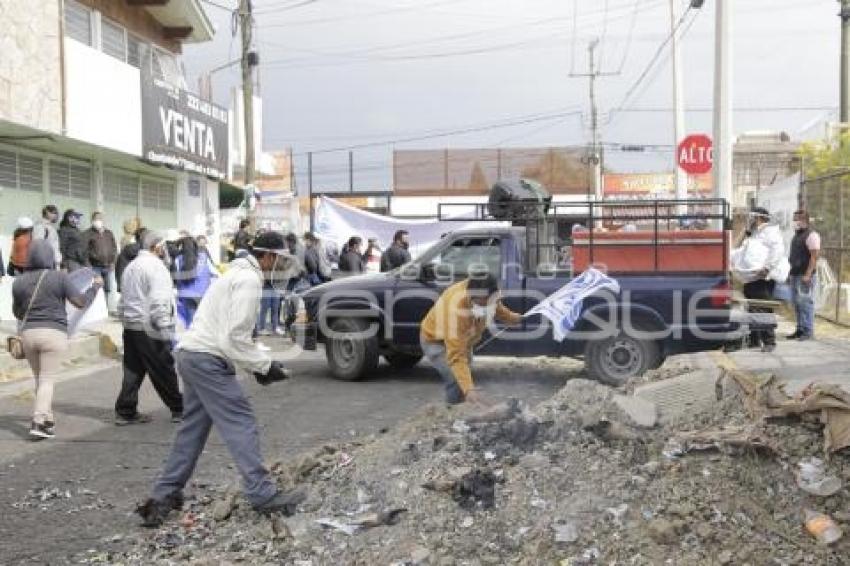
[
  {"left": 420, "top": 336, "right": 471, "bottom": 405},
  {"left": 257, "top": 289, "right": 280, "bottom": 332},
  {"left": 92, "top": 266, "right": 112, "bottom": 294},
  {"left": 790, "top": 274, "right": 816, "bottom": 337}
]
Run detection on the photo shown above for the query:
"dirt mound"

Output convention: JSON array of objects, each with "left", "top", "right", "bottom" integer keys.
[{"left": 80, "top": 372, "right": 850, "bottom": 565}]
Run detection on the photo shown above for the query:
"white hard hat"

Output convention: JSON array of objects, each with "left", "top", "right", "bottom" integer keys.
[
  {"left": 164, "top": 229, "right": 181, "bottom": 242},
  {"left": 17, "top": 216, "right": 33, "bottom": 229}
]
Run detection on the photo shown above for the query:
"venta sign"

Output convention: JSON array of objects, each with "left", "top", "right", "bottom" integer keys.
[{"left": 141, "top": 77, "right": 229, "bottom": 180}]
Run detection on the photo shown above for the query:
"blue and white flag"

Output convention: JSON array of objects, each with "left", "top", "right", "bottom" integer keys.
[{"left": 524, "top": 268, "right": 620, "bottom": 341}]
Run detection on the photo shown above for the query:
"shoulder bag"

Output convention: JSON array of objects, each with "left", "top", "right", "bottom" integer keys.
[{"left": 7, "top": 271, "right": 48, "bottom": 360}]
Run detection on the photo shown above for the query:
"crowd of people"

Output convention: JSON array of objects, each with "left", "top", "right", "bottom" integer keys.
[{"left": 3, "top": 209, "right": 418, "bottom": 440}]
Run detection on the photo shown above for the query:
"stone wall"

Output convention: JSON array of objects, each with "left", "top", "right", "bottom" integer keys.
[{"left": 0, "top": 0, "right": 62, "bottom": 134}]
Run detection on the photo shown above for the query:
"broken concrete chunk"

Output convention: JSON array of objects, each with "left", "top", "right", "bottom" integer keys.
[{"left": 612, "top": 394, "right": 658, "bottom": 428}]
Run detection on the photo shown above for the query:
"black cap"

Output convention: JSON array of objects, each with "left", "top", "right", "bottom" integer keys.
[
  {"left": 252, "top": 231, "right": 287, "bottom": 253},
  {"left": 750, "top": 206, "right": 770, "bottom": 219}
]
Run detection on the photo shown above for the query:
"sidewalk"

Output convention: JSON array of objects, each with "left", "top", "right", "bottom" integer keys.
[
  {"left": 725, "top": 318, "right": 850, "bottom": 394},
  {"left": 0, "top": 318, "right": 121, "bottom": 384}
]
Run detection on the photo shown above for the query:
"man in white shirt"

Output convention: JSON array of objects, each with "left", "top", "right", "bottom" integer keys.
[
  {"left": 115, "top": 231, "right": 183, "bottom": 424},
  {"left": 137, "top": 231, "right": 300, "bottom": 527},
  {"left": 740, "top": 207, "right": 787, "bottom": 352}
]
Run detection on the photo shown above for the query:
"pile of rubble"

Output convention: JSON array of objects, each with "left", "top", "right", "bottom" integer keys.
[{"left": 80, "top": 367, "right": 850, "bottom": 565}]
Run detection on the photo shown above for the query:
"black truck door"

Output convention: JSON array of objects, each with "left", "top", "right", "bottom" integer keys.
[{"left": 390, "top": 235, "right": 502, "bottom": 346}]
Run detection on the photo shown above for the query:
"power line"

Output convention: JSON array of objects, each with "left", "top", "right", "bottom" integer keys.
[
  {"left": 286, "top": 110, "right": 586, "bottom": 156},
  {"left": 260, "top": 0, "right": 662, "bottom": 66},
  {"left": 612, "top": 4, "right": 693, "bottom": 114},
  {"left": 615, "top": 0, "right": 641, "bottom": 73},
  {"left": 258, "top": 0, "right": 463, "bottom": 27},
  {"left": 200, "top": 0, "right": 236, "bottom": 11},
  {"left": 267, "top": 105, "right": 585, "bottom": 143},
  {"left": 254, "top": 0, "right": 318, "bottom": 14}
]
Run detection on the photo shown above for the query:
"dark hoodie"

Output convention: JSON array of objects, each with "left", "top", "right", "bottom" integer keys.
[{"left": 12, "top": 240, "right": 95, "bottom": 333}]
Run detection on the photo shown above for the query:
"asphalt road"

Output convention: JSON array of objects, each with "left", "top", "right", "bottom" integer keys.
[{"left": 0, "top": 342, "right": 571, "bottom": 564}]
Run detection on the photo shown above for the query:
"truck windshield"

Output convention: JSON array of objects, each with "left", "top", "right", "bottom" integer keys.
[{"left": 415, "top": 236, "right": 501, "bottom": 278}]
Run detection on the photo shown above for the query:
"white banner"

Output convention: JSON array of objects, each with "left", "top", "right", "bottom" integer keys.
[{"left": 314, "top": 196, "right": 501, "bottom": 258}]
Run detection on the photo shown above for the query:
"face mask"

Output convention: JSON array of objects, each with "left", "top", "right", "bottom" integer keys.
[
  {"left": 92, "top": 220, "right": 104, "bottom": 231},
  {"left": 70, "top": 217, "right": 80, "bottom": 228},
  {"left": 471, "top": 303, "right": 497, "bottom": 320}
]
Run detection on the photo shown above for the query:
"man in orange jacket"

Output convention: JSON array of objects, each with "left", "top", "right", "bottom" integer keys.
[{"left": 420, "top": 273, "right": 522, "bottom": 404}]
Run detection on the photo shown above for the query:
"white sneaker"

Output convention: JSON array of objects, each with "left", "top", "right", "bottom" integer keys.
[
  {"left": 257, "top": 343, "right": 272, "bottom": 352},
  {"left": 274, "top": 328, "right": 287, "bottom": 336}
]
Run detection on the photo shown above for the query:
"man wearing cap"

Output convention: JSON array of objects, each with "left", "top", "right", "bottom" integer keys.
[
  {"left": 58, "top": 209, "right": 88, "bottom": 271},
  {"left": 33, "top": 205, "right": 61, "bottom": 266},
  {"left": 739, "top": 207, "right": 787, "bottom": 352},
  {"left": 115, "top": 231, "right": 183, "bottom": 425},
  {"left": 137, "top": 231, "right": 299, "bottom": 527}
]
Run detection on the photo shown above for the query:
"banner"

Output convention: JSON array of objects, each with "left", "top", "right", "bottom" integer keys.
[
  {"left": 141, "top": 74, "right": 229, "bottom": 180},
  {"left": 603, "top": 172, "right": 713, "bottom": 197},
  {"left": 315, "top": 196, "right": 501, "bottom": 258}
]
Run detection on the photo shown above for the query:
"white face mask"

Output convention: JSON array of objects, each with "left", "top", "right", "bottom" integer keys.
[
  {"left": 92, "top": 219, "right": 104, "bottom": 231},
  {"left": 471, "top": 303, "right": 497, "bottom": 320}
]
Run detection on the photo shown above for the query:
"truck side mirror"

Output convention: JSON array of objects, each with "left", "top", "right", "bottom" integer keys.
[{"left": 420, "top": 262, "right": 438, "bottom": 281}]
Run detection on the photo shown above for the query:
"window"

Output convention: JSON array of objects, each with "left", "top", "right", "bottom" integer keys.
[
  {"left": 104, "top": 171, "right": 139, "bottom": 205},
  {"left": 142, "top": 178, "right": 175, "bottom": 210},
  {"left": 0, "top": 149, "right": 46, "bottom": 193},
  {"left": 49, "top": 160, "right": 91, "bottom": 199},
  {"left": 65, "top": 0, "right": 93, "bottom": 46},
  {"left": 18, "top": 155, "right": 44, "bottom": 193},
  {"left": 127, "top": 34, "right": 144, "bottom": 68},
  {"left": 0, "top": 149, "right": 17, "bottom": 190},
  {"left": 431, "top": 237, "right": 501, "bottom": 278},
  {"left": 101, "top": 18, "right": 127, "bottom": 62}
]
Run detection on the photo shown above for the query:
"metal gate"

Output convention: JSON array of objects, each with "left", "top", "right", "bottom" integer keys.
[{"left": 803, "top": 170, "right": 850, "bottom": 325}]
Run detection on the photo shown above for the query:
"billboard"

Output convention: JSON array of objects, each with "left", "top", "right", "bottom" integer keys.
[
  {"left": 141, "top": 76, "right": 229, "bottom": 180},
  {"left": 603, "top": 172, "right": 713, "bottom": 198},
  {"left": 393, "top": 147, "right": 593, "bottom": 195}
]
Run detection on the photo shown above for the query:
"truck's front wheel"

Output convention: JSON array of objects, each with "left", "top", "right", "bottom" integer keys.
[
  {"left": 326, "top": 318, "right": 379, "bottom": 381},
  {"left": 585, "top": 332, "right": 657, "bottom": 387}
]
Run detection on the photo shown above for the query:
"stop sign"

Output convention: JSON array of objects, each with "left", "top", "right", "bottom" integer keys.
[{"left": 677, "top": 134, "right": 713, "bottom": 175}]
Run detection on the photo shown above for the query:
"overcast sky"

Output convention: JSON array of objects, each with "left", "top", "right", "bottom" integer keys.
[{"left": 185, "top": 0, "right": 840, "bottom": 191}]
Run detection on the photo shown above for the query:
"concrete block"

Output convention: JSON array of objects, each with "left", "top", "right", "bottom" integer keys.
[{"left": 612, "top": 394, "right": 658, "bottom": 428}]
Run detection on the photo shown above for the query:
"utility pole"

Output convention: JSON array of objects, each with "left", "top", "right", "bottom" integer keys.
[
  {"left": 671, "top": 0, "right": 687, "bottom": 202},
  {"left": 571, "top": 39, "right": 617, "bottom": 200},
  {"left": 840, "top": 0, "right": 850, "bottom": 125},
  {"left": 712, "top": 0, "right": 733, "bottom": 210},
  {"left": 239, "top": 0, "right": 257, "bottom": 225}
]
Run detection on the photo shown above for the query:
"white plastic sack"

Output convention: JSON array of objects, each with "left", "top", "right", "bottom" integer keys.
[
  {"left": 731, "top": 238, "right": 769, "bottom": 283},
  {"left": 67, "top": 288, "right": 108, "bottom": 337}
]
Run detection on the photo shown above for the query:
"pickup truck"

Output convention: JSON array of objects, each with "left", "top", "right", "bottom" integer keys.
[{"left": 293, "top": 199, "right": 754, "bottom": 386}]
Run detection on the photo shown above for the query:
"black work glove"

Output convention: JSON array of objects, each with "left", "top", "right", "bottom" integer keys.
[{"left": 255, "top": 361, "right": 291, "bottom": 386}]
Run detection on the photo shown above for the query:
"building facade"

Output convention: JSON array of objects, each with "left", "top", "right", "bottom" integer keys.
[{"left": 0, "top": 0, "right": 224, "bottom": 257}]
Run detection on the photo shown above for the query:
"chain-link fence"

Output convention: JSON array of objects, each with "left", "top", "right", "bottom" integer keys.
[
  {"left": 803, "top": 170, "right": 850, "bottom": 325},
  {"left": 392, "top": 147, "right": 595, "bottom": 195}
]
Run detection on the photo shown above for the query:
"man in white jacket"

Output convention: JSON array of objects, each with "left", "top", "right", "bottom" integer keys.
[
  {"left": 739, "top": 207, "right": 787, "bottom": 352},
  {"left": 137, "top": 231, "right": 301, "bottom": 527}
]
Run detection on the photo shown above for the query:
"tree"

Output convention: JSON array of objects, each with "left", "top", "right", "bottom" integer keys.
[{"left": 798, "top": 132, "right": 850, "bottom": 178}]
